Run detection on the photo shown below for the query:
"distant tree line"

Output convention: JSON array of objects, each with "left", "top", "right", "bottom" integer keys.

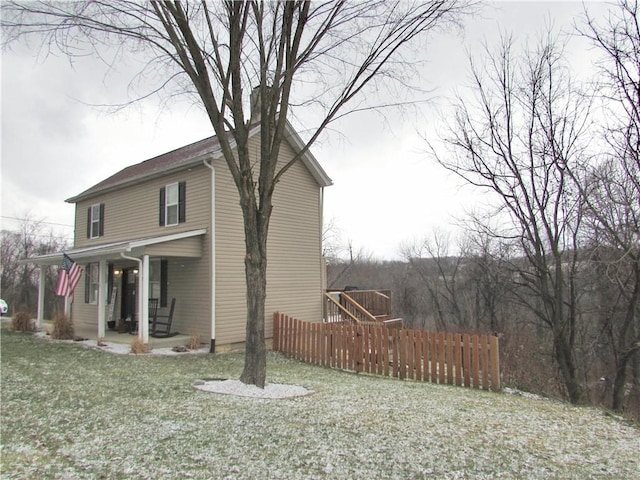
[{"left": 0, "top": 219, "right": 68, "bottom": 319}]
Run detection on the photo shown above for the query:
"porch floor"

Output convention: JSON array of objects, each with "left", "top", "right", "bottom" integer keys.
[{"left": 39, "top": 321, "right": 196, "bottom": 350}]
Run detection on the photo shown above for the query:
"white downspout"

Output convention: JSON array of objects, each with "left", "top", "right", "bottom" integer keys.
[
  {"left": 320, "top": 186, "right": 326, "bottom": 318},
  {"left": 120, "top": 252, "right": 149, "bottom": 344},
  {"left": 203, "top": 158, "right": 216, "bottom": 353}
]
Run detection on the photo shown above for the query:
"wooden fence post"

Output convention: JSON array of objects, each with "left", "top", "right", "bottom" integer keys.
[
  {"left": 490, "top": 334, "right": 501, "bottom": 391},
  {"left": 472, "top": 334, "right": 480, "bottom": 389},
  {"left": 430, "top": 332, "right": 437, "bottom": 383},
  {"left": 273, "top": 312, "right": 280, "bottom": 352},
  {"left": 480, "top": 334, "right": 489, "bottom": 390},
  {"left": 446, "top": 332, "right": 454, "bottom": 386},
  {"left": 414, "top": 330, "right": 422, "bottom": 381},
  {"left": 437, "top": 332, "right": 445, "bottom": 384},
  {"left": 463, "top": 334, "right": 471, "bottom": 387},
  {"left": 455, "top": 334, "right": 462, "bottom": 387}
]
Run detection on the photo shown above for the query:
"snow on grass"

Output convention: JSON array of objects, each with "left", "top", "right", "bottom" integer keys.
[{"left": 1, "top": 328, "right": 639, "bottom": 479}]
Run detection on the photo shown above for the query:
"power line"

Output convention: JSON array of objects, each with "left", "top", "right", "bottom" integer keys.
[
  {"left": 1, "top": 229, "right": 73, "bottom": 241},
  {"left": 0, "top": 215, "right": 74, "bottom": 228}
]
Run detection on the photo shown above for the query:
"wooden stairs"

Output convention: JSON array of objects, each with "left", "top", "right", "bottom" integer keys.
[{"left": 324, "top": 289, "right": 403, "bottom": 328}]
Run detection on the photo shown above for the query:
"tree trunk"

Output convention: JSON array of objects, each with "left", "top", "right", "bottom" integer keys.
[
  {"left": 611, "top": 354, "right": 630, "bottom": 412},
  {"left": 554, "top": 332, "right": 582, "bottom": 404},
  {"left": 239, "top": 239, "right": 267, "bottom": 388},
  {"left": 237, "top": 176, "right": 271, "bottom": 388}
]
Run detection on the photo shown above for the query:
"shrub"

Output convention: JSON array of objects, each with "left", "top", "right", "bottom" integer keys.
[
  {"left": 188, "top": 333, "right": 202, "bottom": 350},
  {"left": 51, "top": 314, "right": 75, "bottom": 340},
  {"left": 11, "top": 311, "right": 34, "bottom": 332},
  {"left": 130, "top": 337, "right": 150, "bottom": 354}
]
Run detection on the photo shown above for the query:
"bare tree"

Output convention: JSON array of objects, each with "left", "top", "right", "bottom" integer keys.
[
  {"left": 2, "top": 1, "right": 472, "bottom": 387},
  {"left": 433, "top": 34, "right": 591, "bottom": 403},
  {"left": 464, "top": 229, "right": 513, "bottom": 333},
  {"left": 574, "top": 0, "right": 640, "bottom": 412},
  {"left": 1, "top": 217, "right": 68, "bottom": 317},
  {"left": 401, "top": 229, "right": 467, "bottom": 331}
]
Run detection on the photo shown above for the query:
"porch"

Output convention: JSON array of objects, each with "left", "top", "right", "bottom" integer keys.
[{"left": 39, "top": 320, "right": 193, "bottom": 350}]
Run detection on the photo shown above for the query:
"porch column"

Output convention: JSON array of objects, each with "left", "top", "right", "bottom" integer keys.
[
  {"left": 37, "top": 267, "right": 45, "bottom": 328},
  {"left": 97, "top": 259, "right": 108, "bottom": 338},
  {"left": 140, "top": 254, "right": 150, "bottom": 344}
]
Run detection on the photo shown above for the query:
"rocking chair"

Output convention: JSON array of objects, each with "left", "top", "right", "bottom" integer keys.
[{"left": 150, "top": 297, "right": 179, "bottom": 338}]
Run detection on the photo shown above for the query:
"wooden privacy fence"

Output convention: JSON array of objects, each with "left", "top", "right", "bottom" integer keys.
[{"left": 273, "top": 312, "right": 500, "bottom": 391}]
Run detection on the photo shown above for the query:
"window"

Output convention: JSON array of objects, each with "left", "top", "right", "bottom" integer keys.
[
  {"left": 149, "top": 259, "right": 168, "bottom": 307},
  {"left": 84, "top": 263, "right": 99, "bottom": 304},
  {"left": 159, "top": 182, "right": 186, "bottom": 227},
  {"left": 149, "top": 259, "right": 161, "bottom": 301},
  {"left": 87, "top": 203, "right": 104, "bottom": 239},
  {"left": 166, "top": 183, "right": 179, "bottom": 226}
]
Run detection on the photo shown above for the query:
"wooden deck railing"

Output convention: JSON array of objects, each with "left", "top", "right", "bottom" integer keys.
[
  {"left": 342, "top": 289, "right": 392, "bottom": 320},
  {"left": 324, "top": 289, "right": 400, "bottom": 326},
  {"left": 273, "top": 312, "right": 501, "bottom": 392},
  {"left": 324, "top": 293, "right": 361, "bottom": 324}
]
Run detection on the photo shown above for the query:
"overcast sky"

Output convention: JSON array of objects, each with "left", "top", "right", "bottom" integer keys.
[{"left": 0, "top": 1, "right": 613, "bottom": 260}]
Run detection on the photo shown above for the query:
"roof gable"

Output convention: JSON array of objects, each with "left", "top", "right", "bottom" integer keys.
[{"left": 66, "top": 121, "right": 332, "bottom": 203}]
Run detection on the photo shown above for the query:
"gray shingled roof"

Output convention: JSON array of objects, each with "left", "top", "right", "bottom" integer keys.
[
  {"left": 66, "top": 135, "right": 222, "bottom": 203},
  {"left": 66, "top": 122, "right": 331, "bottom": 204}
]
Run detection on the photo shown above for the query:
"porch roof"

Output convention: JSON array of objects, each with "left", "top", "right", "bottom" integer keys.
[{"left": 23, "top": 229, "right": 207, "bottom": 266}]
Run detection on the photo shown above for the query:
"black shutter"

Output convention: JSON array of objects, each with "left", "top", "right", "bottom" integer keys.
[
  {"left": 159, "top": 187, "right": 166, "bottom": 226},
  {"left": 84, "top": 265, "right": 90, "bottom": 303},
  {"left": 178, "top": 181, "right": 186, "bottom": 223},
  {"left": 107, "top": 263, "right": 114, "bottom": 303},
  {"left": 99, "top": 203, "right": 105, "bottom": 237},
  {"left": 86, "top": 207, "right": 91, "bottom": 238},
  {"left": 160, "top": 260, "right": 168, "bottom": 307}
]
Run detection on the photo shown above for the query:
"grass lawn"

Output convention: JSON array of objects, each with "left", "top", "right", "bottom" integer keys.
[{"left": 1, "top": 328, "right": 638, "bottom": 479}]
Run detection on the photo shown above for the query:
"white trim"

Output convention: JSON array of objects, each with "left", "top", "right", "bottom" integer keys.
[
  {"left": 97, "top": 259, "right": 108, "bottom": 338},
  {"left": 141, "top": 255, "right": 150, "bottom": 344},
  {"left": 37, "top": 268, "right": 45, "bottom": 328},
  {"left": 23, "top": 229, "right": 207, "bottom": 265}
]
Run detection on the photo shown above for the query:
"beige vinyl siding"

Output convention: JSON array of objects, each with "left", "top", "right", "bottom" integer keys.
[
  {"left": 145, "top": 237, "right": 202, "bottom": 257},
  {"left": 68, "top": 130, "right": 324, "bottom": 347},
  {"left": 212, "top": 152, "right": 247, "bottom": 344},
  {"left": 163, "top": 256, "right": 211, "bottom": 338},
  {"left": 74, "top": 166, "right": 211, "bottom": 247},
  {"left": 70, "top": 270, "right": 95, "bottom": 332},
  {"left": 213, "top": 136, "right": 323, "bottom": 344},
  {"left": 70, "top": 164, "right": 213, "bottom": 338},
  {"left": 265, "top": 149, "right": 323, "bottom": 334}
]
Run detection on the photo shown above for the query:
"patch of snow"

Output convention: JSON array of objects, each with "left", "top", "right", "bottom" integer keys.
[
  {"left": 503, "top": 387, "right": 547, "bottom": 401},
  {"left": 193, "top": 379, "right": 314, "bottom": 399}
]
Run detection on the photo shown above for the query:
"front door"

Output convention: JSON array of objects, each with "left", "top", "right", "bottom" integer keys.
[{"left": 121, "top": 268, "right": 138, "bottom": 321}]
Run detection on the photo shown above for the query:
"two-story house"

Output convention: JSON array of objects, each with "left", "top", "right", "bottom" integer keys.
[{"left": 27, "top": 120, "right": 332, "bottom": 352}]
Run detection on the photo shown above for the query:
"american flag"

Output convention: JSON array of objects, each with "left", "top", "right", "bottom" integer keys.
[{"left": 55, "top": 254, "right": 83, "bottom": 297}]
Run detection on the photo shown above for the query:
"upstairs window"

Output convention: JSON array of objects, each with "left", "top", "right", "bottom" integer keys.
[
  {"left": 159, "top": 181, "right": 186, "bottom": 227},
  {"left": 87, "top": 203, "right": 104, "bottom": 239}
]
